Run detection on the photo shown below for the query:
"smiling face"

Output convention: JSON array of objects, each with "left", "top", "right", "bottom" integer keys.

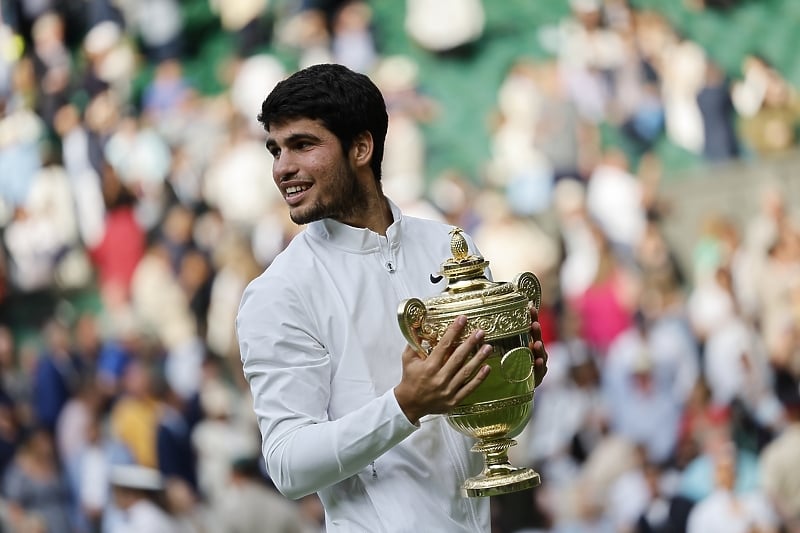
[{"left": 266, "top": 117, "right": 371, "bottom": 227}]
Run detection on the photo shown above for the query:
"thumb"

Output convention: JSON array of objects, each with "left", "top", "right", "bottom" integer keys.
[{"left": 403, "top": 343, "right": 427, "bottom": 363}]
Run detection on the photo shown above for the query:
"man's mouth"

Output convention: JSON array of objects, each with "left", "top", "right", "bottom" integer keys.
[{"left": 286, "top": 185, "right": 310, "bottom": 197}]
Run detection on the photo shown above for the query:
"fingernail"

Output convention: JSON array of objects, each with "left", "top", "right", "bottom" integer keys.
[
  {"left": 456, "top": 315, "right": 467, "bottom": 326},
  {"left": 474, "top": 329, "right": 484, "bottom": 341}
]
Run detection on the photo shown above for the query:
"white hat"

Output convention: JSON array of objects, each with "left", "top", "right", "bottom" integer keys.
[
  {"left": 372, "top": 55, "right": 419, "bottom": 93},
  {"left": 109, "top": 464, "right": 164, "bottom": 491},
  {"left": 84, "top": 21, "right": 122, "bottom": 55}
]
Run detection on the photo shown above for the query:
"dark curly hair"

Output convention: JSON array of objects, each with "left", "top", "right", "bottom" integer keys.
[{"left": 258, "top": 63, "right": 389, "bottom": 181}]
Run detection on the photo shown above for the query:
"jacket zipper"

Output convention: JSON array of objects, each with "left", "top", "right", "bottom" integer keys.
[{"left": 378, "top": 234, "right": 396, "bottom": 273}]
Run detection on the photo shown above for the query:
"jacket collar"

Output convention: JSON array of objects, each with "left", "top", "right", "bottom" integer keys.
[{"left": 307, "top": 199, "right": 403, "bottom": 251}]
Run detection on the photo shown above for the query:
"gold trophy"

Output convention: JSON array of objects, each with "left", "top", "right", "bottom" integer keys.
[{"left": 397, "top": 227, "right": 542, "bottom": 498}]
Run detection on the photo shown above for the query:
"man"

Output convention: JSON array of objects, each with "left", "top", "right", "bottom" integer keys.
[
  {"left": 236, "top": 63, "right": 548, "bottom": 532},
  {"left": 686, "top": 441, "right": 779, "bottom": 533},
  {"left": 108, "top": 464, "right": 177, "bottom": 532},
  {"left": 216, "top": 457, "right": 311, "bottom": 533}
]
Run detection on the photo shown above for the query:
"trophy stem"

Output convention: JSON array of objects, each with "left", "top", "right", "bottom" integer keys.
[{"left": 462, "top": 438, "right": 541, "bottom": 498}]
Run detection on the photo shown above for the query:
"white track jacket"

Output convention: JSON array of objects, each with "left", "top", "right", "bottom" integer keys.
[{"left": 237, "top": 202, "right": 490, "bottom": 532}]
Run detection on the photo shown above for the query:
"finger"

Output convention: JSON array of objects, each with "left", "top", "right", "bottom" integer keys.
[
  {"left": 532, "top": 340, "right": 548, "bottom": 386},
  {"left": 529, "top": 307, "right": 543, "bottom": 343},
  {"left": 449, "top": 341, "right": 493, "bottom": 390},
  {"left": 532, "top": 340, "right": 547, "bottom": 364},
  {"left": 441, "top": 327, "right": 487, "bottom": 378},
  {"left": 428, "top": 315, "right": 469, "bottom": 365},
  {"left": 453, "top": 360, "right": 492, "bottom": 404},
  {"left": 531, "top": 336, "right": 548, "bottom": 364}
]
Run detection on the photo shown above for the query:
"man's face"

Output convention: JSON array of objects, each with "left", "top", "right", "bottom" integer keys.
[{"left": 266, "top": 118, "right": 368, "bottom": 226}]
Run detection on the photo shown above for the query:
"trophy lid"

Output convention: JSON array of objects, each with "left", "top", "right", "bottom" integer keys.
[
  {"left": 398, "top": 227, "right": 541, "bottom": 346},
  {"left": 427, "top": 227, "right": 537, "bottom": 324},
  {"left": 440, "top": 228, "right": 492, "bottom": 292}
]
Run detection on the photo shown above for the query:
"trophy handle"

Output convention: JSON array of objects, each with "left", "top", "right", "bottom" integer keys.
[
  {"left": 397, "top": 298, "right": 429, "bottom": 357},
  {"left": 512, "top": 272, "right": 541, "bottom": 311}
]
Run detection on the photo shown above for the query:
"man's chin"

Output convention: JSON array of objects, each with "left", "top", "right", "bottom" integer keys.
[{"left": 289, "top": 207, "right": 322, "bottom": 226}]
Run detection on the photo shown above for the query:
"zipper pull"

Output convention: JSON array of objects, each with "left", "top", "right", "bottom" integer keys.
[{"left": 385, "top": 261, "right": 395, "bottom": 273}]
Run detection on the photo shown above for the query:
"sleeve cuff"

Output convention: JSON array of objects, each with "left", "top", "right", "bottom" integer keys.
[{"left": 389, "top": 387, "right": 422, "bottom": 430}]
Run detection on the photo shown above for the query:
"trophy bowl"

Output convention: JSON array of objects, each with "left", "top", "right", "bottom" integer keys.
[{"left": 397, "top": 228, "right": 542, "bottom": 498}]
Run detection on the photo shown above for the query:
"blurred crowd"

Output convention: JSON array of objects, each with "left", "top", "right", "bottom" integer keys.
[{"left": 0, "top": 0, "right": 799, "bottom": 531}]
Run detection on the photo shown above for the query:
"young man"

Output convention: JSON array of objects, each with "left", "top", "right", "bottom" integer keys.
[{"left": 236, "top": 63, "right": 548, "bottom": 531}]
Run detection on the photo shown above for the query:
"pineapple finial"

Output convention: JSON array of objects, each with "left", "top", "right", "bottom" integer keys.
[{"left": 449, "top": 227, "right": 469, "bottom": 261}]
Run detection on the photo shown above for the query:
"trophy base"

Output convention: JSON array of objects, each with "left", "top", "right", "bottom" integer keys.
[
  {"left": 462, "top": 438, "right": 541, "bottom": 498},
  {"left": 462, "top": 467, "right": 541, "bottom": 498}
]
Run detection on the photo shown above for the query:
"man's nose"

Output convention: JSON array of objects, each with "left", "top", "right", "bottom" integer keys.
[{"left": 273, "top": 152, "right": 298, "bottom": 182}]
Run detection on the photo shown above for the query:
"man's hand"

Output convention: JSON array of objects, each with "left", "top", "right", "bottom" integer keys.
[
  {"left": 529, "top": 307, "right": 548, "bottom": 387},
  {"left": 394, "top": 315, "right": 493, "bottom": 425}
]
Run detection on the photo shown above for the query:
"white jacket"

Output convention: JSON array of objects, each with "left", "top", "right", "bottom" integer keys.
[{"left": 237, "top": 203, "right": 490, "bottom": 532}]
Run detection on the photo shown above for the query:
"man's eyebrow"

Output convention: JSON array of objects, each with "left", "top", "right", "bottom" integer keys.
[
  {"left": 266, "top": 132, "right": 322, "bottom": 148},
  {"left": 285, "top": 132, "right": 321, "bottom": 144}
]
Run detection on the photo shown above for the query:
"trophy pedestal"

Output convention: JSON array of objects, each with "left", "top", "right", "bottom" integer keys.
[{"left": 463, "top": 439, "right": 541, "bottom": 498}]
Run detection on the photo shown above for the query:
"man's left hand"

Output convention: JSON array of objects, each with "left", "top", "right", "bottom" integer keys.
[{"left": 529, "top": 307, "right": 548, "bottom": 387}]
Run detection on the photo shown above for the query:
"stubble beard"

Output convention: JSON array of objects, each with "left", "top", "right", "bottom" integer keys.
[{"left": 289, "top": 164, "right": 369, "bottom": 226}]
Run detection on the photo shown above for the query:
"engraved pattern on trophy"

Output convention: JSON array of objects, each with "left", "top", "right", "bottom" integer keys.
[
  {"left": 512, "top": 271, "right": 542, "bottom": 310},
  {"left": 397, "top": 298, "right": 428, "bottom": 355},
  {"left": 423, "top": 307, "right": 530, "bottom": 343},
  {"left": 396, "top": 227, "right": 544, "bottom": 497},
  {"left": 425, "top": 283, "right": 514, "bottom": 305},
  {"left": 450, "top": 393, "right": 532, "bottom": 416}
]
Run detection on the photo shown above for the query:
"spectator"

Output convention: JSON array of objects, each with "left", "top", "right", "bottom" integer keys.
[
  {"left": 28, "top": 11, "right": 71, "bottom": 129},
  {"left": 216, "top": 456, "right": 311, "bottom": 533},
  {"left": 697, "top": 61, "right": 740, "bottom": 162},
  {"left": 155, "top": 377, "right": 199, "bottom": 492},
  {"left": 759, "top": 393, "right": 800, "bottom": 530},
  {"left": 585, "top": 148, "right": 647, "bottom": 260},
  {"left": 404, "top": 0, "right": 485, "bottom": 55},
  {"left": 109, "top": 358, "right": 161, "bottom": 468},
  {"left": 737, "top": 57, "right": 800, "bottom": 157},
  {"left": 108, "top": 463, "right": 178, "bottom": 532},
  {"left": 330, "top": 1, "right": 377, "bottom": 74},
  {"left": 191, "top": 377, "right": 259, "bottom": 506},
  {"left": 32, "top": 319, "right": 83, "bottom": 432},
  {"left": 208, "top": 0, "right": 270, "bottom": 57},
  {"left": 2, "top": 427, "right": 73, "bottom": 533},
  {"left": 686, "top": 438, "right": 779, "bottom": 533},
  {"left": 571, "top": 222, "right": 640, "bottom": 358}
]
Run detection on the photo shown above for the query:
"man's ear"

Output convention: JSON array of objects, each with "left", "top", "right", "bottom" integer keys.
[{"left": 350, "top": 131, "right": 374, "bottom": 169}]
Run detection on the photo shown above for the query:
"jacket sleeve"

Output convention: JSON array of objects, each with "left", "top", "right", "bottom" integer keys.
[{"left": 236, "top": 273, "right": 418, "bottom": 500}]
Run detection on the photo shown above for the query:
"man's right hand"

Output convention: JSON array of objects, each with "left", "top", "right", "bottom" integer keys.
[{"left": 393, "top": 315, "right": 493, "bottom": 425}]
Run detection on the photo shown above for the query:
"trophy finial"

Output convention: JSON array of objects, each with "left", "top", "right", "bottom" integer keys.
[
  {"left": 449, "top": 227, "right": 469, "bottom": 261},
  {"left": 442, "top": 227, "right": 489, "bottom": 284}
]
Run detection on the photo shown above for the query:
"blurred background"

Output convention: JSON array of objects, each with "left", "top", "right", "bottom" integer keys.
[{"left": 0, "top": 0, "right": 799, "bottom": 531}]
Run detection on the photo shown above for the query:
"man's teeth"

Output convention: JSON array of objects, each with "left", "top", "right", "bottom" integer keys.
[{"left": 286, "top": 185, "right": 309, "bottom": 196}]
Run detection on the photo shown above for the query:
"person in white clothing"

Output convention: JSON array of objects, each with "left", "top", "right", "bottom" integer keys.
[
  {"left": 686, "top": 441, "right": 779, "bottom": 533},
  {"left": 236, "top": 63, "right": 549, "bottom": 532},
  {"left": 108, "top": 464, "right": 177, "bottom": 533}
]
